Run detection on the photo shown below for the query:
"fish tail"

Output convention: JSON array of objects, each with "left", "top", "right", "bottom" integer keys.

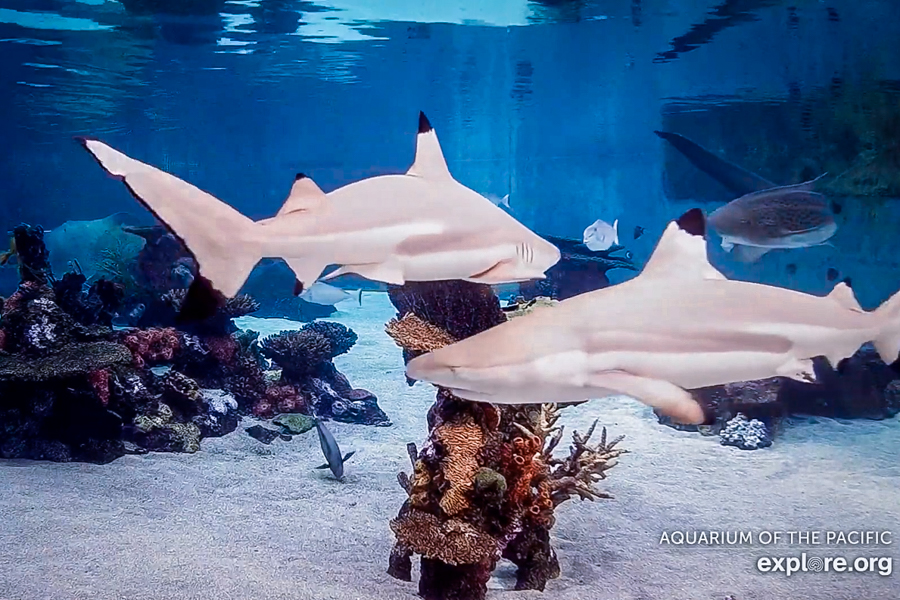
[
  {"left": 873, "top": 288, "right": 900, "bottom": 364},
  {"left": 77, "top": 137, "right": 261, "bottom": 319}
]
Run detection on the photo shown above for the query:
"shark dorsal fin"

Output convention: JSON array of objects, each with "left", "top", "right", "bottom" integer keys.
[
  {"left": 406, "top": 112, "right": 451, "bottom": 180},
  {"left": 827, "top": 279, "right": 863, "bottom": 312},
  {"left": 277, "top": 173, "right": 327, "bottom": 216},
  {"left": 641, "top": 208, "right": 726, "bottom": 281}
]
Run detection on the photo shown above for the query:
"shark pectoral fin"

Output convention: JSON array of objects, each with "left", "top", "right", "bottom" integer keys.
[
  {"left": 721, "top": 240, "right": 734, "bottom": 252},
  {"left": 590, "top": 371, "right": 706, "bottom": 425},
  {"left": 406, "top": 112, "right": 452, "bottom": 180},
  {"left": 315, "top": 463, "right": 330, "bottom": 469},
  {"left": 468, "top": 260, "right": 527, "bottom": 284},
  {"left": 827, "top": 281, "right": 863, "bottom": 312},
  {"left": 342, "top": 450, "right": 356, "bottom": 463},
  {"left": 731, "top": 245, "right": 771, "bottom": 263},
  {"left": 323, "top": 261, "right": 406, "bottom": 285},
  {"left": 285, "top": 258, "right": 328, "bottom": 295},
  {"left": 776, "top": 357, "right": 817, "bottom": 383},
  {"left": 277, "top": 173, "right": 327, "bottom": 216}
]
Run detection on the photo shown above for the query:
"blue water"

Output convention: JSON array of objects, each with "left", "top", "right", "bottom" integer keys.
[{"left": 3, "top": 0, "right": 900, "bottom": 306}]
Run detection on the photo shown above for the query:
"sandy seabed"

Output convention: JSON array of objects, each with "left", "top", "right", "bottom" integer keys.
[{"left": 1, "top": 293, "right": 898, "bottom": 600}]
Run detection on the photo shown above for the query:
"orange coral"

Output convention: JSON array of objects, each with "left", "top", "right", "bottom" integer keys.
[
  {"left": 433, "top": 417, "right": 485, "bottom": 516},
  {"left": 385, "top": 313, "right": 456, "bottom": 351}
]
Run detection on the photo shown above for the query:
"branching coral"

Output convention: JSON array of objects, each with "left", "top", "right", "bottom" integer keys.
[
  {"left": 163, "top": 288, "right": 260, "bottom": 319},
  {"left": 545, "top": 418, "right": 626, "bottom": 506},
  {"left": 259, "top": 329, "right": 332, "bottom": 377},
  {"left": 302, "top": 321, "right": 358, "bottom": 357}
]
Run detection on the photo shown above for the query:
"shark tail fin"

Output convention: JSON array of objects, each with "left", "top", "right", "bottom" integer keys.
[
  {"left": 77, "top": 137, "right": 261, "bottom": 321},
  {"left": 874, "top": 287, "right": 900, "bottom": 364}
]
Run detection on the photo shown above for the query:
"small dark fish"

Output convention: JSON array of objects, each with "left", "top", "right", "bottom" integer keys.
[
  {"left": 633, "top": 225, "right": 645, "bottom": 240},
  {"left": 786, "top": 263, "right": 797, "bottom": 275},
  {"left": 314, "top": 418, "right": 355, "bottom": 481},
  {"left": 827, "top": 267, "right": 839, "bottom": 281}
]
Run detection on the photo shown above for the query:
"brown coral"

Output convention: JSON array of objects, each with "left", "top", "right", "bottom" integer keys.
[
  {"left": 546, "top": 419, "right": 626, "bottom": 506},
  {"left": 385, "top": 312, "right": 456, "bottom": 351},
  {"left": 390, "top": 509, "right": 497, "bottom": 566}
]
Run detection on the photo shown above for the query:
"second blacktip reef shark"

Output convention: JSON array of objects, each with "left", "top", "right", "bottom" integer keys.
[
  {"left": 406, "top": 208, "right": 900, "bottom": 425},
  {"left": 77, "top": 112, "right": 560, "bottom": 320}
]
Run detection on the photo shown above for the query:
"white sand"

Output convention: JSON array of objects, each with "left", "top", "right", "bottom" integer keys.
[{"left": 1, "top": 293, "right": 898, "bottom": 600}]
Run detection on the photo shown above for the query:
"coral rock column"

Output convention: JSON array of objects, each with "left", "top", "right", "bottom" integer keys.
[{"left": 384, "top": 282, "right": 626, "bottom": 600}]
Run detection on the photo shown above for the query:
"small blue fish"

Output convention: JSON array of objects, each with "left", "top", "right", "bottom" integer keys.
[
  {"left": 633, "top": 225, "right": 645, "bottom": 240},
  {"left": 583, "top": 218, "right": 619, "bottom": 252}
]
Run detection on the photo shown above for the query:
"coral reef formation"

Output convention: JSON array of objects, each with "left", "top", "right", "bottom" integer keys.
[
  {"left": 0, "top": 220, "right": 388, "bottom": 462},
  {"left": 384, "top": 281, "right": 625, "bottom": 600},
  {"left": 257, "top": 322, "right": 388, "bottom": 426}
]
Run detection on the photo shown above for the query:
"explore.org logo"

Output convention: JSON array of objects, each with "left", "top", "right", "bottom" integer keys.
[{"left": 757, "top": 553, "right": 893, "bottom": 577}]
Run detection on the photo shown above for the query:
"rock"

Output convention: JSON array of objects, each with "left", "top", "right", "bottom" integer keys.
[
  {"left": 658, "top": 378, "right": 786, "bottom": 435},
  {"left": 780, "top": 345, "right": 900, "bottom": 420},
  {"left": 273, "top": 413, "right": 316, "bottom": 435},
  {"left": 0, "top": 341, "right": 133, "bottom": 382},
  {"left": 719, "top": 414, "right": 772, "bottom": 450},
  {"left": 193, "top": 389, "right": 239, "bottom": 438},
  {"left": 245, "top": 424, "right": 280, "bottom": 444}
]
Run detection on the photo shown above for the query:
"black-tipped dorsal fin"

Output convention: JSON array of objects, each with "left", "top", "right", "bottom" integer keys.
[
  {"left": 406, "top": 111, "right": 452, "bottom": 180},
  {"left": 277, "top": 173, "right": 327, "bottom": 216},
  {"left": 641, "top": 208, "right": 725, "bottom": 281},
  {"left": 827, "top": 279, "right": 863, "bottom": 312}
]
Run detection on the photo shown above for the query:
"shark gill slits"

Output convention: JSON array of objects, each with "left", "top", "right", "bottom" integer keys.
[
  {"left": 827, "top": 267, "right": 839, "bottom": 281},
  {"left": 417, "top": 111, "right": 433, "bottom": 134},
  {"left": 676, "top": 208, "right": 706, "bottom": 237}
]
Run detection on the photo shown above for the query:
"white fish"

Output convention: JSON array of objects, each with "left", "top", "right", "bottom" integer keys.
[
  {"left": 299, "top": 281, "right": 356, "bottom": 306},
  {"left": 583, "top": 218, "right": 619, "bottom": 252},
  {"left": 484, "top": 193, "right": 510, "bottom": 210},
  {"left": 77, "top": 112, "right": 560, "bottom": 321},
  {"left": 406, "top": 208, "right": 900, "bottom": 425}
]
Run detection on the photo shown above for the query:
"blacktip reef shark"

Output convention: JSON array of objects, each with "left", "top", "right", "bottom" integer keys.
[
  {"left": 76, "top": 112, "right": 561, "bottom": 321},
  {"left": 406, "top": 208, "right": 900, "bottom": 425},
  {"left": 655, "top": 130, "right": 838, "bottom": 263}
]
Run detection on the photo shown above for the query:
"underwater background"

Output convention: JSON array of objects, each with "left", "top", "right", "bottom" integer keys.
[{"left": 1, "top": 1, "right": 900, "bottom": 599}]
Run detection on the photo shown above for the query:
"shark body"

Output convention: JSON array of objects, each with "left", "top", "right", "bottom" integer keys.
[
  {"left": 406, "top": 209, "right": 900, "bottom": 425},
  {"left": 77, "top": 112, "right": 560, "bottom": 320}
]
